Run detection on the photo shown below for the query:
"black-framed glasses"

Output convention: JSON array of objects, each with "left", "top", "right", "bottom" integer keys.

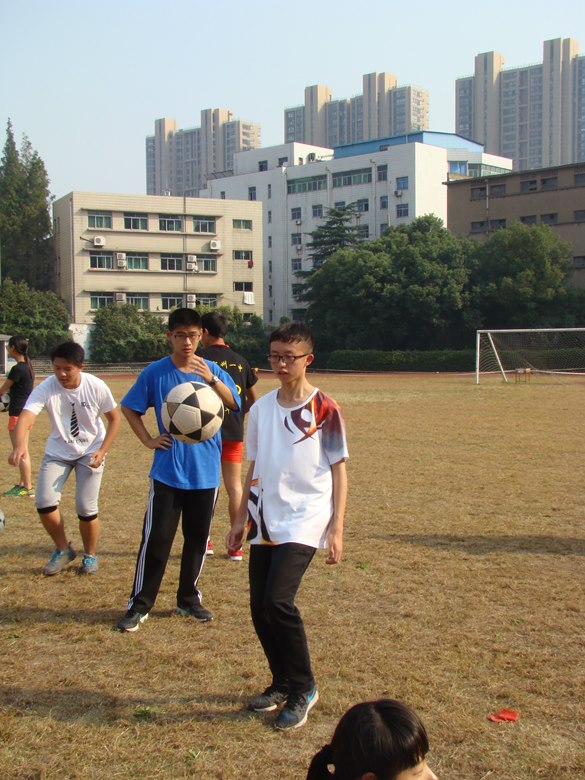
[{"left": 267, "top": 353, "right": 311, "bottom": 365}]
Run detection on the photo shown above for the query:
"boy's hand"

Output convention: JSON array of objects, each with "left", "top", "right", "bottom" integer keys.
[
  {"left": 226, "top": 519, "right": 245, "bottom": 551},
  {"left": 88, "top": 449, "right": 107, "bottom": 468},
  {"left": 325, "top": 528, "right": 343, "bottom": 565},
  {"left": 146, "top": 433, "right": 174, "bottom": 450},
  {"left": 8, "top": 447, "right": 26, "bottom": 466}
]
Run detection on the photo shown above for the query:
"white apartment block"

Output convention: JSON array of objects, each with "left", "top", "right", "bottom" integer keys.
[
  {"left": 284, "top": 73, "right": 429, "bottom": 148},
  {"left": 146, "top": 109, "right": 261, "bottom": 197},
  {"left": 456, "top": 38, "right": 585, "bottom": 170},
  {"left": 52, "top": 193, "right": 263, "bottom": 348},
  {"left": 200, "top": 135, "right": 511, "bottom": 324}
]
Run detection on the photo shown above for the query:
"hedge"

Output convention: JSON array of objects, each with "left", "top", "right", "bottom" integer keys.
[{"left": 327, "top": 349, "right": 476, "bottom": 372}]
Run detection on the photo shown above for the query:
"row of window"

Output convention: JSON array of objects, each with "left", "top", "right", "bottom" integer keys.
[
  {"left": 88, "top": 251, "right": 254, "bottom": 272},
  {"left": 470, "top": 172, "right": 585, "bottom": 200},
  {"left": 87, "top": 212, "right": 253, "bottom": 233},
  {"left": 89, "top": 293, "right": 219, "bottom": 311},
  {"left": 287, "top": 198, "right": 408, "bottom": 225},
  {"left": 470, "top": 212, "right": 572, "bottom": 232}
]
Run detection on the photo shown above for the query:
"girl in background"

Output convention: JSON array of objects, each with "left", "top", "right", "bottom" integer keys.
[{"left": 1, "top": 335, "right": 35, "bottom": 497}]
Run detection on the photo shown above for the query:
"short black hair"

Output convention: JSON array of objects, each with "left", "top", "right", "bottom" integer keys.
[
  {"left": 50, "top": 341, "right": 85, "bottom": 366},
  {"left": 168, "top": 307, "right": 201, "bottom": 331},
  {"left": 201, "top": 311, "right": 228, "bottom": 338},
  {"left": 269, "top": 321, "right": 314, "bottom": 351}
]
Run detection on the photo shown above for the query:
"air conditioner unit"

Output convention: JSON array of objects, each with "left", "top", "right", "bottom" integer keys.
[
  {"left": 295, "top": 219, "right": 302, "bottom": 225},
  {"left": 93, "top": 236, "right": 105, "bottom": 247},
  {"left": 116, "top": 253, "right": 127, "bottom": 268},
  {"left": 296, "top": 245, "right": 302, "bottom": 254},
  {"left": 186, "top": 261, "right": 199, "bottom": 272},
  {"left": 209, "top": 239, "right": 221, "bottom": 251},
  {"left": 116, "top": 253, "right": 126, "bottom": 261},
  {"left": 186, "top": 294, "right": 197, "bottom": 305},
  {"left": 115, "top": 293, "right": 126, "bottom": 303},
  {"left": 307, "top": 152, "right": 317, "bottom": 162}
]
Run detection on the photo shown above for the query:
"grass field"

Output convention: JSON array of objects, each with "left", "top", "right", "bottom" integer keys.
[{"left": 0, "top": 372, "right": 584, "bottom": 779}]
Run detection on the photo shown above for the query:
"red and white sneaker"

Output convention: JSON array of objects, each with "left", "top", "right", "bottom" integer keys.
[
  {"left": 206, "top": 539, "right": 214, "bottom": 556},
  {"left": 227, "top": 547, "right": 243, "bottom": 561}
]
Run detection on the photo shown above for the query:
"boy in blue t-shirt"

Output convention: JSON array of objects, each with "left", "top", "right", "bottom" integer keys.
[{"left": 116, "top": 308, "right": 240, "bottom": 633}]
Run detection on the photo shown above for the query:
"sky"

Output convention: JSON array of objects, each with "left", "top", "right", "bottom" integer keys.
[{"left": 1, "top": 0, "right": 584, "bottom": 199}]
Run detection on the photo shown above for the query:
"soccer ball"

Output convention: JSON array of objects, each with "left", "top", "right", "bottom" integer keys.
[
  {"left": 0, "top": 392, "right": 9, "bottom": 413},
  {"left": 161, "top": 381, "right": 224, "bottom": 443}
]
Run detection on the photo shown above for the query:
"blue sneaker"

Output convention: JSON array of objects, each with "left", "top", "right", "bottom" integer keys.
[
  {"left": 80, "top": 554, "right": 99, "bottom": 575},
  {"left": 274, "top": 686, "right": 319, "bottom": 730},
  {"left": 42, "top": 542, "right": 77, "bottom": 576}
]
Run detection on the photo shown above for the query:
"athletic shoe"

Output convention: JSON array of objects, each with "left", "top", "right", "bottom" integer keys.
[
  {"left": 42, "top": 542, "right": 77, "bottom": 576},
  {"left": 274, "top": 686, "right": 319, "bottom": 730},
  {"left": 116, "top": 609, "right": 149, "bottom": 632},
  {"left": 227, "top": 547, "right": 243, "bottom": 561},
  {"left": 175, "top": 603, "right": 213, "bottom": 622},
  {"left": 3, "top": 485, "right": 22, "bottom": 496},
  {"left": 248, "top": 685, "right": 288, "bottom": 712},
  {"left": 17, "top": 488, "right": 35, "bottom": 498},
  {"left": 79, "top": 554, "right": 99, "bottom": 575},
  {"left": 206, "top": 539, "right": 214, "bottom": 556}
]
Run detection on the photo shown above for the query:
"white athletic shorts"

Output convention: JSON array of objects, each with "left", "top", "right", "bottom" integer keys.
[{"left": 35, "top": 453, "right": 105, "bottom": 518}]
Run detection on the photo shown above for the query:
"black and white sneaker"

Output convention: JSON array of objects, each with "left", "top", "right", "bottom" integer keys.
[
  {"left": 274, "top": 686, "right": 319, "bottom": 730},
  {"left": 175, "top": 603, "right": 213, "bottom": 622},
  {"left": 248, "top": 685, "right": 288, "bottom": 712},
  {"left": 116, "top": 609, "right": 149, "bottom": 633}
]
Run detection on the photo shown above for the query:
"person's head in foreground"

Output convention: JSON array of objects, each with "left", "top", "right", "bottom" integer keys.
[{"left": 306, "top": 699, "right": 438, "bottom": 780}]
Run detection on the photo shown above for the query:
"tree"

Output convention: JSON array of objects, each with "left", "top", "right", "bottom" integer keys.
[
  {"left": 465, "top": 222, "right": 576, "bottom": 329},
  {"left": 306, "top": 204, "right": 361, "bottom": 269},
  {"left": 89, "top": 305, "right": 168, "bottom": 363},
  {"left": 0, "top": 120, "right": 56, "bottom": 289},
  {"left": 304, "top": 215, "right": 470, "bottom": 351},
  {"left": 196, "top": 304, "right": 267, "bottom": 366},
  {"left": 0, "top": 278, "right": 70, "bottom": 354}
]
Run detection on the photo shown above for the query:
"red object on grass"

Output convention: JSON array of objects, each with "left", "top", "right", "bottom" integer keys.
[{"left": 487, "top": 708, "right": 520, "bottom": 722}]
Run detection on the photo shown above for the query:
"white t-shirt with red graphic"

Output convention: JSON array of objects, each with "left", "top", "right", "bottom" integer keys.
[{"left": 246, "top": 388, "right": 348, "bottom": 548}]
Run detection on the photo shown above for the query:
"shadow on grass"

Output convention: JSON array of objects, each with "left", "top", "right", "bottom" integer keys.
[
  {"left": 0, "top": 685, "right": 253, "bottom": 725},
  {"left": 381, "top": 533, "right": 585, "bottom": 556}
]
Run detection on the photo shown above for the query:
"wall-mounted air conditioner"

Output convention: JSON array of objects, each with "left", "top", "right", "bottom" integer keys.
[
  {"left": 186, "top": 254, "right": 198, "bottom": 272},
  {"left": 209, "top": 239, "right": 221, "bottom": 251},
  {"left": 116, "top": 253, "right": 127, "bottom": 268},
  {"left": 93, "top": 236, "right": 105, "bottom": 247},
  {"left": 115, "top": 293, "right": 126, "bottom": 303},
  {"left": 186, "top": 294, "right": 197, "bottom": 305}
]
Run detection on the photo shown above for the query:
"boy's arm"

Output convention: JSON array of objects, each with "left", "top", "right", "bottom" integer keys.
[
  {"left": 226, "top": 459, "right": 255, "bottom": 549},
  {"left": 8, "top": 410, "right": 37, "bottom": 465},
  {"left": 88, "top": 407, "right": 121, "bottom": 469},
  {"left": 121, "top": 405, "right": 173, "bottom": 450},
  {"left": 326, "top": 460, "right": 348, "bottom": 565},
  {"left": 188, "top": 355, "right": 240, "bottom": 410}
]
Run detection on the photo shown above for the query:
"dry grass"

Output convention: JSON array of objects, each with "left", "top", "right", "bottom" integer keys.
[{"left": 0, "top": 372, "right": 584, "bottom": 779}]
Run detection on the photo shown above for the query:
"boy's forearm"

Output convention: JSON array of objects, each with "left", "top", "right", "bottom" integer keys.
[{"left": 331, "top": 460, "right": 348, "bottom": 528}]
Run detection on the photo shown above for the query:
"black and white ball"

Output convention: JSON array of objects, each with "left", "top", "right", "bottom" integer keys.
[
  {"left": 0, "top": 392, "right": 10, "bottom": 413},
  {"left": 161, "top": 381, "right": 224, "bottom": 443}
]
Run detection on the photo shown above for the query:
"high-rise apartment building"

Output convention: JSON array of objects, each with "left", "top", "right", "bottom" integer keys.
[
  {"left": 284, "top": 73, "right": 429, "bottom": 147},
  {"left": 146, "top": 109, "right": 261, "bottom": 197},
  {"left": 456, "top": 38, "right": 585, "bottom": 170}
]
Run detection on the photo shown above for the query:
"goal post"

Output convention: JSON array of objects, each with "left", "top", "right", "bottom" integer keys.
[{"left": 475, "top": 328, "right": 585, "bottom": 383}]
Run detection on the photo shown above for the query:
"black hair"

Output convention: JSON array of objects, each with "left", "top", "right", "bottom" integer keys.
[
  {"left": 269, "top": 321, "right": 314, "bottom": 350},
  {"left": 49, "top": 341, "right": 85, "bottom": 366},
  {"left": 8, "top": 334, "right": 34, "bottom": 380},
  {"left": 168, "top": 307, "right": 201, "bottom": 331},
  {"left": 306, "top": 700, "right": 430, "bottom": 780},
  {"left": 201, "top": 311, "right": 228, "bottom": 338}
]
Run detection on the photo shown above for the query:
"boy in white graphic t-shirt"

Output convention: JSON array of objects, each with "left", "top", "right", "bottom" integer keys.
[
  {"left": 228, "top": 322, "right": 348, "bottom": 731},
  {"left": 9, "top": 342, "right": 120, "bottom": 576}
]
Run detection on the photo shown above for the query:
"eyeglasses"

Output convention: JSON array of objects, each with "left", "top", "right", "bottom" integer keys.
[
  {"left": 267, "top": 353, "right": 311, "bottom": 365},
  {"left": 172, "top": 332, "right": 202, "bottom": 342}
]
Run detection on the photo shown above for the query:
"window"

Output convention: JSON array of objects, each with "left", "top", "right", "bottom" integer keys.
[
  {"left": 268, "top": 236, "right": 272, "bottom": 248},
  {"left": 291, "top": 207, "right": 301, "bottom": 221},
  {"left": 161, "top": 254, "right": 184, "bottom": 271},
  {"left": 124, "top": 212, "right": 148, "bottom": 230},
  {"left": 267, "top": 183, "right": 272, "bottom": 199},
  {"left": 220, "top": 191, "right": 226, "bottom": 200},
  {"left": 334, "top": 201, "right": 345, "bottom": 209},
  {"left": 90, "top": 293, "right": 114, "bottom": 309},
  {"left": 396, "top": 203, "right": 409, "bottom": 218},
  {"left": 520, "top": 179, "right": 537, "bottom": 192},
  {"left": 278, "top": 156, "right": 288, "bottom": 167},
  {"left": 575, "top": 173, "right": 585, "bottom": 186},
  {"left": 357, "top": 198, "right": 369, "bottom": 213},
  {"left": 541, "top": 176, "right": 558, "bottom": 191},
  {"left": 332, "top": 168, "right": 372, "bottom": 188},
  {"left": 312, "top": 204, "right": 323, "bottom": 218},
  {"left": 520, "top": 215, "right": 537, "bottom": 225},
  {"left": 88, "top": 211, "right": 112, "bottom": 229},
  {"left": 490, "top": 184, "right": 506, "bottom": 197},
  {"left": 291, "top": 233, "right": 302, "bottom": 245},
  {"left": 292, "top": 283, "right": 303, "bottom": 297},
  {"left": 268, "top": 211, "right": 272, "bottom": 223},
  {"left": 357, "top": 224, "right": 370, "bottom": 239},
  {"left": 233, "top": 250, "right": 253, "bottom": 260},
  {"left": 287, "top": 175, "right": 327, "bottom": 194},
  {"left": 574, "top": 256, "right": 585, "bottom": 269},
  {"left": 197, "top": 254, "right": 217, "bottom": 272},
  {"left": 396, "top": 176, "right": 409, "bottom": 191},
  {"left": 127, "top": 294, "right": 148, "bottom": 309},
  {"left": 258, "top": 160, "right": 268, "bottom": 172},
  {"left": 126, "top": 253, "right": 148, "bottom": 270},
  {"left": 197, "top": 295, "right": 218, "bottom": 307},
  {"left": 268, "top": 285, "right": 273, "bottom": 298},
  {"left": 248, "top": 186, "right": 256, "bottom": 201},
  {"left": 159, "top": 215, "right": 183, "bottom": 231},
  {"left": 471, "top": 221, "right": 487, "bottom": 233},
  {"left": 268, "top": 260, "right": 272, "bottom": 273},
  {"left": 193, "top": 216, "right": 216, "bottom": 233},
  {"left": 377, "top": 165, "right": 388, "bottom": 182},
  {"left": 471, "top": 186, "right": 487, "bottom": 200},
  {"left": 380, "top": 195, "right": 388, "bottom": 210},
  {"left": 575, "top": 210, "right": 585, "bottom": 222},
  {"left": 490, "top": 218, "right": 507, "bottom": 230},
  {"left": 541, "top": 213, "right": 558, "bottom": 225},
  {"left": 292, "top": 258, "right": 302, "bottom": 271},
  {"left": 380, "top": 223, "right": 388, "bottom": 233},
  {"left": 89, "top": 252, "right": 113, "bottom": 270},
  {"left": 233, "top": 219, "right": 252, "bottom": 230},
  {"left": 161, "top": 294, "right": 184, "bottom": 310},
  {"left": 234, "top": 282, "right": 253, "bottom": 292}
]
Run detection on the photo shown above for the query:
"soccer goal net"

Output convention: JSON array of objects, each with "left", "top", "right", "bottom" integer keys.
[{"left": 475, "top": 328, "right": 585, "bottom": 383}]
